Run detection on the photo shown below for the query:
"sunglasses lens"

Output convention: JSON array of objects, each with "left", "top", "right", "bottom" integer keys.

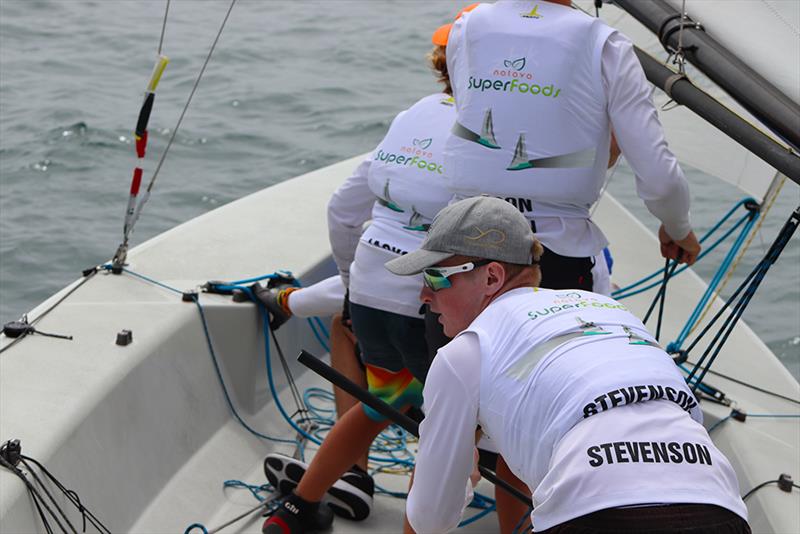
[{"left": 423, "top": 269, "right": 451, "bottom": 292}]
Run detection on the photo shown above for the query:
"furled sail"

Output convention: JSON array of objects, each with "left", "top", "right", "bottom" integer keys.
[
  {"left": 663, "top": 0, "right": 799, "bottom": 107},
  {"left": 575, "top": 0, "right": 797, "bottom": 201}
]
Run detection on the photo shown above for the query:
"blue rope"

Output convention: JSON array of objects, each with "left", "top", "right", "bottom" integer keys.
[
  {"left": 678, "top": 364, "right": 721, "bottom": 397},
  {"left": 229, "top": 270, "right": 296, "bottom": 286},
  {"left": 307, "top": 318, "right": 330, "bottom": 353},
  {"left": 612, "top": 199, "right": 753, "bottom": 297},
  {"left": 110, "top": 267, "right": 494, "bottom": 528},
  {"left": 193, "top": 295, "right": 298, "bottom": 444},
  {"left": 667, "top": 209, "right": 759, "bottom": 353},
  {"left": 258, "top": 303, "right": 323, "bottom": 445},
  {"left": 613, "top": 210, "right": 751, "bottom": 300},
  {"left": 685, "top": 208, "right": 797, "bottom": 390},
  {"left": 207, "top": 277, "right": 330, "bottom": 355},
  {"left": 105, "top": 267, "right": 301, "bottom": 444},
  {"left": 512, "top": 506, "right": 534, "bottom": 534},
  {"left": 223, "top": 479, "right": 273, "bottom": 502},
  {"left": 708, "top": 413, "right": 799, "bottom": 434},
  {"left": 102, "top": 264, "right": 183, "bottom": 295},
  {"left": 747, "top": 414, "right": 800, "bottom": 418},
  {"left": 707, "top": 415, "right": 732, "bottom": 434},
  {"left": 313, "top": 316, "right": 330, "bottom": 339},
  {"left": 459, "top": 503, "right": 497, "bottom": 527}
]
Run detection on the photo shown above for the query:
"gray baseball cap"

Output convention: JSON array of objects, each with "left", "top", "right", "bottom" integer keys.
[{"left": 385, "top": 196, "right": 539, "bottom": 275}]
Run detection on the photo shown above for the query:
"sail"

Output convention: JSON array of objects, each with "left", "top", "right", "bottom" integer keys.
[
  {"left": 575, "top": 0, "right": 785, "bottom": 201},
  {"left": 663, "top": 0, "right": 799, "bottom": 107}
]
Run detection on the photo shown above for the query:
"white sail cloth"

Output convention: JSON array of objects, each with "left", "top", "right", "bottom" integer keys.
[{"left": 577, "top": 0, "right": 788, "bottom": 201}]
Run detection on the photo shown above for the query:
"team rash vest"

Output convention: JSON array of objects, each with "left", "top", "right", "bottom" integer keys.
[
  {"left": 407, "top": 288, "right": 746, "bottom": 533},
  {"left": 444, "top": 0, "right": 692, "bottom": 257},
  {"left": 328, "top": 93, "right": 456, "bottom": 317}
]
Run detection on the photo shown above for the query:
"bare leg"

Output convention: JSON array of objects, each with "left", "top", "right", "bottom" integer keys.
[
  {"left": 329, "top": 314, "right": 365, "bottom": 416},
  {"left": 295, "top": 403, "right": 403, "bottom": 502},
  {"left": 328, "top": 313, "right": 369, "bottom": 470},
  {"left": 403, "top": 468, "right": 416, "bottom": 534},
  {"left": 495, "top": 454, "right": 531, "bottom": 534}
]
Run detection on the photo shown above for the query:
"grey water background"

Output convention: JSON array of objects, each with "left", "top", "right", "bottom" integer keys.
[{"left": 0, "top": 0, "right": 797, "bottom": 379}]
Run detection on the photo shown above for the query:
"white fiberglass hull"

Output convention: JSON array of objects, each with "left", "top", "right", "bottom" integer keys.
[{"left": 1, "top": 155, "right": 798, "bottom": 533}]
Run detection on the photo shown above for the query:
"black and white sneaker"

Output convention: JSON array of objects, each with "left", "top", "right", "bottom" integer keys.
[
  {"left": 261, "top": 493, "right": 333, "bottom": 534},
  {"left": 264, "top": 453, "right": 374, "bottom": 521}
]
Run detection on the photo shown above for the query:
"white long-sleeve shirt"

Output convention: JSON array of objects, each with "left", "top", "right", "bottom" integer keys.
[
  {"left": 327, "top": 156, "right": 374, "bottom": 289},
  {"left": 444, "top": 1, "right": 692, "bottom": 257},
  {"left": 327, "top": 94, "right": 456, "bottom": 317},
  {"left": 407, "top": 288, "right": 746, "bottom": 533},
  {"left": 602, "top": 31, "right": 691, "bottom": 242}
]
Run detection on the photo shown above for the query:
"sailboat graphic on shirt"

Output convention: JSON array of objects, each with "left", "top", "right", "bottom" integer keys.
[
  {"left": 451, "top": 108, "right": 501, "bottom": 149},
  {"left": 403, "top": 206, "right": 429, "bottom": 231},
  {"left": 377, "top": 179, "right": 404, "bottom": 212},
  {"left": 479, "top": 109, "right": 500, "bottom": 149},
  {"left": 506, "top": 132, "right": 598, "bottom": 171},
  {"left": 507, "top": 134, "right": 534, "bottom": 171}
]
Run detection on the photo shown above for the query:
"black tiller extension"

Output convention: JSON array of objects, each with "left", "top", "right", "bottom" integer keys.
[{"left": 297, "top": 350, "right": 533, "bottom": 508}]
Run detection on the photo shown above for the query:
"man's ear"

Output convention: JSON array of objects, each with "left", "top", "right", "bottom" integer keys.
[{"left": 485, "top": 262, "right": 505, "bottom": 294}]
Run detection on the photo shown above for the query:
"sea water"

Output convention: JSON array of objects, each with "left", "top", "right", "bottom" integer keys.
[{"left": 0, "top": 1, "right": 797, "bottom": 378}]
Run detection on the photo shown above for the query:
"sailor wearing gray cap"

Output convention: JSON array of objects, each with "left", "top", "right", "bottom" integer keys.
[{"left": 391, "top": 197, "right": 748, "bottom": 534}]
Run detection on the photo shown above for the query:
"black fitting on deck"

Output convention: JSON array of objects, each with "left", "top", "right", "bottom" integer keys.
[
  {"left": 731, "top": 408, "right": 747, "bottom": 422},
  {"left": 778, "top": 474, "right": 794, "bottom": 493},
  {"left": 202, "top": 281, "right": 233, "bottom": 296},
  {"left": 116, "top": 329, "right": 133, "bottom": 346},
  {"left": 3, "top": 320, "right": 33, "bottom": 339},
  {"left": 0, "top": 439, "right": 22, "bottom": 467}
]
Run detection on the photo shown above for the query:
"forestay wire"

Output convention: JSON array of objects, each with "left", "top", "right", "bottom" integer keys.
[
  {"left": 135, "top": 0, "right": 237, "bottom": 212},
  {"left": 157, "top": 0, "right": 170, "bottom": 56},
  {"left": 112, "top": 0, "right": 238, "bottom": 270}
]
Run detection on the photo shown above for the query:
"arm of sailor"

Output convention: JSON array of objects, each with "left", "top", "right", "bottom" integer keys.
[
  {"left": 407, "top": 333, "right": 481, "bottom": 534},
  {"left": 601, "top": 31, "right": 693, "bottom": 244},
  {"left": 327, "top": 156, "right": 374, "bottom": 287}
]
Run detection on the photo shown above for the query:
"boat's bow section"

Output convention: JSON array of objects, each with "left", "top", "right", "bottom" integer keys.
[{"left": 0, "top": 155, "right": 366, "bottom": 532}]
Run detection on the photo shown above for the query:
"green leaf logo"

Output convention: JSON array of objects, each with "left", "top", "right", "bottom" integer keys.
[
  {"left": 503, "top": 57, "right": 526, "bottom": 71},
  {"left": 413, "top": 138, "right": 432, "bottom": 149}
]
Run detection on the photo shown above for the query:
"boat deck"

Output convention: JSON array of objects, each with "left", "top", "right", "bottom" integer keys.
[{"left": 2, "top": 156, "right": 797, "bottom": 533}]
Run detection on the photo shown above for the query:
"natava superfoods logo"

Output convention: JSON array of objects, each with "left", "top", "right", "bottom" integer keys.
[
  {"left": 468, "top": 57, "right": 561, "bottom": 98},
  {"left": 527, "top": 295, "right": 628, "bottom": 321},
  {"left": 374, "top": 138, "right": 444, "bottom": 174}
]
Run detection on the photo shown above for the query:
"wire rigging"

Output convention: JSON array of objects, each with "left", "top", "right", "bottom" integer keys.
[
  {"left": 685, "top": 206, "right": 799, "bottom": 390},
  {"left": 157, "top": 0, "right": 170, "bottom": 56},
  {"left": 110, "top": 0, "right": 237, "bottom": 272}
]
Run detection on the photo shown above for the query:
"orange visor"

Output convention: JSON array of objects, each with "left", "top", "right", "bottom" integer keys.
[{"left": 431, "top": 3, "right": 480, "bottom": 46}]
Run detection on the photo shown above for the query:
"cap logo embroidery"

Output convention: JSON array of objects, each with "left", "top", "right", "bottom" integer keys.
[{"left": 465, "top": 227, "right": 506, "bottom": 247}]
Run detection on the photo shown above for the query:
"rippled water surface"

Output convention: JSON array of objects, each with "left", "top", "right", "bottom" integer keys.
[{"left": 1, "top": 1, "right": 798, "bottom": 378}]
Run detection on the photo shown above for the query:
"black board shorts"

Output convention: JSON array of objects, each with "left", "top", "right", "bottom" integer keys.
[
  {"left": 536, "top": 504, "right": 750, "bottom": 534},
  {"left": 538, "top": 246, "right": 594, "bottom": 291}
]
